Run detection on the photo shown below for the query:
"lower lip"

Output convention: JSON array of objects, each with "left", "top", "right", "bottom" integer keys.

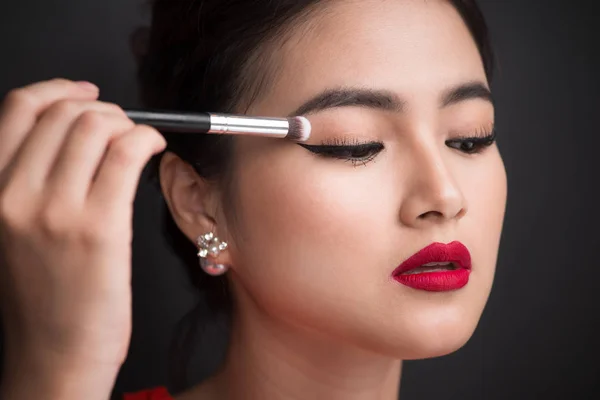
[{"left": 393, "top": 269, "right": 470, "bottom": 292}]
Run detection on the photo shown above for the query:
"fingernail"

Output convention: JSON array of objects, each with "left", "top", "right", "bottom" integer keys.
[{"left": 75, "top": 81, "right": 99, "bottom": 92}]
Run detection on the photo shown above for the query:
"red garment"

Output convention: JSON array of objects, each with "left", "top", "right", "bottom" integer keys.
[{"left": 123, "top": 386, "right": 173, "bottom": 400}]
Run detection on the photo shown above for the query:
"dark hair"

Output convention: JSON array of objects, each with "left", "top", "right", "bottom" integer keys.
[{"left": 134, "top": 0, "right": 494, "bottom": 392}]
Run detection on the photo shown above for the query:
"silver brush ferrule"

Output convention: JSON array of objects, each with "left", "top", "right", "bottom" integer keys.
[{"left": 209, "top": 114, "right": 289, "bottom": 137}]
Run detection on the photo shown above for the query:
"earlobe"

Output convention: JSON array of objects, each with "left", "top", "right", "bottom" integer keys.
[{"left": 197, "top": 232, "right": 230, "bottom": 276}]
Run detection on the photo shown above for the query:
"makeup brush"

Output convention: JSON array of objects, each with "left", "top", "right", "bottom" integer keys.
[{"left": 124, "top": 109, "right": 311, "bottom": 142}]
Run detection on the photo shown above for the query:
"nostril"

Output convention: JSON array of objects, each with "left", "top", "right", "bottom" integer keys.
[{"left": 418, "top": 210, "right": 444, "bottom": 220}]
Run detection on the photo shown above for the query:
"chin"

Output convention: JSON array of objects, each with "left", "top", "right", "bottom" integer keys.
[
  {"left": 399, "top": 317, "right": 480, "bottom": 360},
  {"left": 355, "top": 311, "right": 481, "bottom": 360},
  {"left": 398, "top": 329, "right": 474, "bottom": 360}
]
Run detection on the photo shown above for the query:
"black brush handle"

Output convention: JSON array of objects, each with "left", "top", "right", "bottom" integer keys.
[{"left": 124, "top": 109, "right": 211, "bottom": 133}]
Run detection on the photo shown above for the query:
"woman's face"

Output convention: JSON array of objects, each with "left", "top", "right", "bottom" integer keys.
[{"left": 219, "top": 0, "right": 506, "bottom": 358}]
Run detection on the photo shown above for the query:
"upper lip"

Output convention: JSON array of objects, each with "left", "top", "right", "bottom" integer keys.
[{"left": 392, "top": 241, "right": 472, "bottom": 276}]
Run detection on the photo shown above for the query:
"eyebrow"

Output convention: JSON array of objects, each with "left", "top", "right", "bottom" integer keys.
[{"left": 290, "top": 82, "right": 493, "bottom": 116}]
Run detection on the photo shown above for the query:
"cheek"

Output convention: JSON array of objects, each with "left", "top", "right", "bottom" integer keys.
[
  {"left": 229, "top": 146, "right": 398, "bottom": 319},
  {"left": 467, "top": 147, "right": 507, "bottom": 255},
  {"left": 459, "top": 147, "right": 507, "bottom": 300},
  {"left": 234, "top": 149, "right": 392, "bottom": 269}
]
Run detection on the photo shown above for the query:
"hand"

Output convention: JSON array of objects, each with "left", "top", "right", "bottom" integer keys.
[{"left": 0, "top": 79, "right": 166, "bottom": 369}]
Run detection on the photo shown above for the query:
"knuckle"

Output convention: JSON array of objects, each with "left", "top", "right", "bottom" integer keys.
[
  {"left": 50, "top": 77, "right": 72, "bottom": 86},
  {"left": 106, "top": 141, "right": 138, "bottom": 168},
  {"left": 79, "top": 222, "right": 111, "bottom": 246},
  {"left": 123, "top": 117, "right": 136, "bottom": 130},
  {"left": 48, "top": 78, "right": 73, "bottom": 90},
  {"left": 3, "top": 88, "right": 34, "bottom": 110},
  {"left": 0, "top": 192, "right": 29, "bottom": 232},
  {"left": 135, "top": 124, "right": 159, "bottom": 136},
  {"left": 115, "top": 114, "right": 135, "bottom": 131},
  {"left": 76, "top": 110, "right": 106, "bottom": 131},
  {"left": 38, "top": 203, "right": 71, "bottom": 237},
  {"left": 135, "top": 124, "right": 164, "bottom": 145},
  {"left": 101, "top": 102, "right": 126, "bottom": 116},
  {"left": 49, "top": 99, "right": 81, "bottom": 118}
]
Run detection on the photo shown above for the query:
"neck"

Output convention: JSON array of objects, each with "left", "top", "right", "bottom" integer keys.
[{"left": 205, "top": 301, "right": 402, "bottom": 400}]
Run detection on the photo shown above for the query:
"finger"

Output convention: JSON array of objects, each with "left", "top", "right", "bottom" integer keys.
[
  {"left": 0, "top": 78, "right": 99, "bottom": 171},
  {"left": 45, "top": 111, "right": 135, "bottom": 206},
  {"left": 7, "top": 100, "right": 127, "bottom": 194},
  {"left": 88, "top": 125, "right": 166, "bottom": 217}
]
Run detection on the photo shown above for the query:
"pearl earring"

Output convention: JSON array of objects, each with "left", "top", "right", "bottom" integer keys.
[{"left": 197, "top": 232, "right": 229, "bottom": 276}]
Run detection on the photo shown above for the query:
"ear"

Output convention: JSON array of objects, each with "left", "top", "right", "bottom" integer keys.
[{"left": 158, "top": 152, "right": 233, "bottom": 267}]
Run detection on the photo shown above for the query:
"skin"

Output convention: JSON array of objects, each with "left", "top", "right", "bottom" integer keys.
[
  {"left": 0, "top": 79, "right": 166, "bottom": 400},
  {"left": 159, "top": 1, "right": 507, "bottom": 399}
]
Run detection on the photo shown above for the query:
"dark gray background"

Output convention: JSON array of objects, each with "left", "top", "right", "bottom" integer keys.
[{"left": 1, "top": 1, "right": 598, "bottom": 399}]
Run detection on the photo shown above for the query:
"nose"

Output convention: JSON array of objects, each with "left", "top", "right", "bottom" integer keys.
[{"left": 398, "top": 142, "right": 468, "bottom": 228}]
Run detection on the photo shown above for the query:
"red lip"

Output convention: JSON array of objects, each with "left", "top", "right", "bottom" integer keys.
[{"left": 392, "top": 241, "right": 472, "bottom": 292}]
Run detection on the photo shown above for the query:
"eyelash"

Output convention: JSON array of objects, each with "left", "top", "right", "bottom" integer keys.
[
  {"left": 299, "top": 128, "right": 497, "bottom": 166},
  {"left": 445, "top": 127, "right": 497, "bottom": 155},
  {"left": 299, "top": 138, "right": 385, "bottom": 167}
]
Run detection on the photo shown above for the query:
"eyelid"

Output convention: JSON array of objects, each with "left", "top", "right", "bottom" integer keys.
[
  {"left": 299, "top": 138, "right": 384, "bottom": 150},
  {"left": 448, "top": 126, "right": 496, "bottom": 141},
  {"left": 445, "top": 128, "right": 497, "bottom": 154},
  {"left": 319, "top": 135, "right": 379, "bottom": 146},
  {"left": 450, "top": 123, "right": 495, "bottom": 137},
  {"left": 297, "top": 140, "right": 385, "bottom": 167}
]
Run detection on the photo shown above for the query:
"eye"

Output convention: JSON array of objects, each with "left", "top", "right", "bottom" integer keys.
[
  {"left": 298, "top": 140, "right": 385, "bottom": 167},
  {"left": 446, "top": 129, "right": 497, "bottom": 154}
]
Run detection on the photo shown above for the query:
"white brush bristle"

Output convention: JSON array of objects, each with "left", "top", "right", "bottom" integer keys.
[{"left": 286, "top": 116, "right": 311, "bottom": 142}]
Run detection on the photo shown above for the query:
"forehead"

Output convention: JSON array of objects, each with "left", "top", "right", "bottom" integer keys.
[{"left": 249, "top": 0, "right": 487, "bottom": 115}]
